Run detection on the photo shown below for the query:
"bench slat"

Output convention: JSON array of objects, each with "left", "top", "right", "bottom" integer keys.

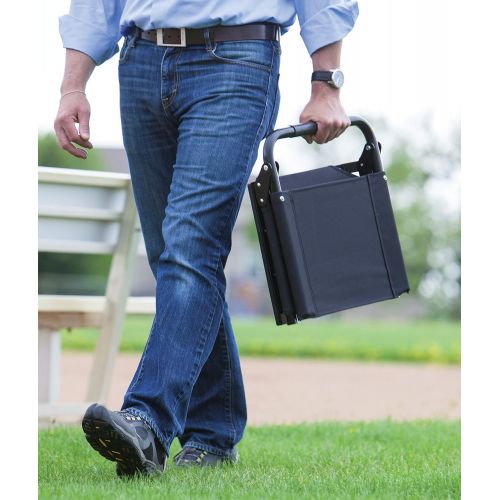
[
  {"left": 38, "top": 166, "right": 130, "bottom": 189},
  {"left": 38, "top": 239, "right": 115, "bottom": 254},
  {"left": 38, "top": 295, "right": 156, "bottom": 314},
  {"left": 39, "top": 311, "right": 103, "bottom": 330},
  {"left": 39, "top": 206, "right": 123, "bottom": 222}
]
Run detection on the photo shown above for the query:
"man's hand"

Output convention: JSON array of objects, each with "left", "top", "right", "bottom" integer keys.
[
  {"left": 54, "top": 48, "right": 96, "bottom": 158},
  {"left": 54, "top": 92, "right": 93, "bottom": 158},
  {"left": 299, "top": 83, "right": 350, "bottom": 144},
  {"left": 300, "top": 40, "right": 350, "bottom": 144}
]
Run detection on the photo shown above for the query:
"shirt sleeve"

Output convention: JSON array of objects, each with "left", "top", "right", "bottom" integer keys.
[
  {"left": 294, "top": 0, "right": 359, "bottom": 56},
  {"left": 59, "top": 0, "right": 126, "bottom": 66}
]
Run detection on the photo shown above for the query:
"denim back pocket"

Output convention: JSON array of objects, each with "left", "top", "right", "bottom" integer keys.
[{"left": 208, "top": 39, "right": 280, "bottom": 73}]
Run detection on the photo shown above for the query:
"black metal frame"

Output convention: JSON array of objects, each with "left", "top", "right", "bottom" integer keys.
[{"left": 254, "top": 116, "right": 383, "bottom": 209}]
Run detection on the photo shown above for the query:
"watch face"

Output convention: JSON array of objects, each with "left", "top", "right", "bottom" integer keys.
[{"left": 331, "top": 69, "right": 344, "bottom": 88}]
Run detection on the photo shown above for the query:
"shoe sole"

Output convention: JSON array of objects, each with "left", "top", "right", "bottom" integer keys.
[{"left": 82, "top": 404, "right": 158, "bottom": 476}]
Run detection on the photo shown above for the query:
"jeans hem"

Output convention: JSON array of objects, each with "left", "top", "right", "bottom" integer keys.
[
  {"left": 183, "top": 440, "right": 237, "bottom": 458},
  {"left": 124, "top": 407, "right": 172, "bottom": 455}
]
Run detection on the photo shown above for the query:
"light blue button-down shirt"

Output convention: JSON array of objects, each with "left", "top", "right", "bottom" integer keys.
[{"left": 60, "top": 0, "right": 359, "bottom": 66}]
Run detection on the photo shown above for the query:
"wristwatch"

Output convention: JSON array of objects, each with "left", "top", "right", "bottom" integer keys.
[{"left": 311, "top": 69, "right": 344, "bottom": 89}]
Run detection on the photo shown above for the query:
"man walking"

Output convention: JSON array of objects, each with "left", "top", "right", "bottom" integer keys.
[{"left": 55, "top": 0, "right": 358, "bottom": 476}]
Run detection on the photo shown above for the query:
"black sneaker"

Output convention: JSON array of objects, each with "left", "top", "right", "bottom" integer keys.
[
  {"left": 173, "top": 446, "right": 239, "bottom": 467},
  {"left": 82, "top": 403, "right": 167, "bottom": 477}
]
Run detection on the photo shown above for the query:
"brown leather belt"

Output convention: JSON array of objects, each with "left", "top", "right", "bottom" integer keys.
[{"left": 137, "top": 23, "right": 280, "bottom": 47}]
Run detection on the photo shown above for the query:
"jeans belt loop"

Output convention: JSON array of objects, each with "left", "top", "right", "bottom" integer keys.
[{"left": 203, "top": 27, "right": 214, "bottom": 50}]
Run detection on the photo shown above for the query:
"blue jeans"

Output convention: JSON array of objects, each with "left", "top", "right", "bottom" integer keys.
[{"left": 118, "top": 29, "right": 281, "bottom": 457}]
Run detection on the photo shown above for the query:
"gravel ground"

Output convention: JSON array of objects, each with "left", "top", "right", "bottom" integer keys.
[{"left": 58, "top": 353, "right": 460, "bottom": 424}]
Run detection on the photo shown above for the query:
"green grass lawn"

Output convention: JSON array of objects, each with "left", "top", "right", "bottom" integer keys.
[
  {"left": 39, "top": 420, "right": 460, "bottom": 499},
  {"left": 62, "top": 316, "right": 460, "bottom": 364}
]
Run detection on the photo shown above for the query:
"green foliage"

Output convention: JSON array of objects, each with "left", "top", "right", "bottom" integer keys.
[
  {"left": 39, "top": 421, "right": 460, "bottom": 499},
  {"left": 385, "top": 143, "right": 429, "bottom": 185},
  {"left": 62, "top": 316, "right": 461, "bottom": 364},
  {"left": 38, "top": 132, "right": 105, "bottom": 170},
  {"left": 38, "top": 253, "right": 112, "bottom": 295},
  {"left": 244, "top": 215, "right": 260, "bottom": 245},
  {"left": 385, "top": 125, "right": 461, "bottom": 318}
]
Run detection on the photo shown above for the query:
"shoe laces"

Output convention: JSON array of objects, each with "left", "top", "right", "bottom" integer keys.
[
  {"left": 117, "top": 410, "right": 151, "bottom": 429},
  {"left": 174, "top": 447, "right": 209, "bottom": 463}
]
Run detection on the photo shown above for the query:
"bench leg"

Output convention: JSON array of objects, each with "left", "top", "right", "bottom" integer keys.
[
  {"left": 87, "top": 187, "right": 140, "bottom": 404},
  {"left": 38, "top": 328, "right": 60, "bottom": 405}
]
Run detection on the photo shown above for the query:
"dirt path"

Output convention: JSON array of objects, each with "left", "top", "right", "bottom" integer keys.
[{"left": 60, "top": 353, "right": 460, "bottom": 424}]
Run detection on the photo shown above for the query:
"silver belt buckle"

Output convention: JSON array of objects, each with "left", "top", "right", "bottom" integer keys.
[{"left": 156, "top": 28, "right": 187, "bottom": 47}]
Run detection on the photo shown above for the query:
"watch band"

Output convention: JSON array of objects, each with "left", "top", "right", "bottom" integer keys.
[{"left": 311, "top": 71, "right": 334, "bottom": 82}]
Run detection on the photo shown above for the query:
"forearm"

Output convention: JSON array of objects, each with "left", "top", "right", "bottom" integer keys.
[
  {"left": 55, "top": 49, "right": 95, "bottom": 158},
  {"left": 310, "top": 40, "right": 342, "bottom": 96},
  {"left": 60, "top": 49, "right": 96, "bottom": 94}
]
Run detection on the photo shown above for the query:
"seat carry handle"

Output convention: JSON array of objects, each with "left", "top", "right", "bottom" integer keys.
[{"left": 261, "top": 115, "right": 383, "bottom": 194}]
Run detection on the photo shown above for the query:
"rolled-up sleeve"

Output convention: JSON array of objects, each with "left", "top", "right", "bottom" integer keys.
[
  {"left": 295, "top": 0, "right": 359, "bottom": 56},
  {"left": 59, "top": 0, "right": 125, "bottom": 66}
]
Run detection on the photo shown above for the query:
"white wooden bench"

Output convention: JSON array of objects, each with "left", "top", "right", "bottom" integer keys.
[{"left": 38, "top": 166, "right": 155, "bottom": 420}]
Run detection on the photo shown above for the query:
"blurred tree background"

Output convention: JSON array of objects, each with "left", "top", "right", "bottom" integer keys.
[
  {"left": 38, "top": 133, "right": 111, "bottom": 295},
  {"left": 386, "top": 123, "right": 460, "bottom": 319}
]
